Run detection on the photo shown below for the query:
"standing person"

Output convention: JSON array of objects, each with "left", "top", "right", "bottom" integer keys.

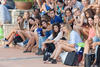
[
  {"left": 0, "top": 0, "right": 11, "bottom": 25},
  {"left": 5, "top": 0, "right": 15, "bottom": 9}
]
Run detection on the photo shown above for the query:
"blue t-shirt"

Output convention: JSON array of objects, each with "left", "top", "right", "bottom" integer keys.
[
  {"left": 50, "top": 15, "right": 63, "bottom": 24},
  {"left": 37, "top": 28, "right": 43, "bottom": 36},
  {"left": 37, "top": 28, "right": 52, "bottom": 38},
  {"left": 45, "top": 4, "right": 51, "bottom": 11},
  {"left": 45, "top": 30, "right": 52, "bottom": 38}
]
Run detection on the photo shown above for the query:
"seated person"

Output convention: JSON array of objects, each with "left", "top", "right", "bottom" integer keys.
[
  {"left": 4, "top": 16, "right": 25, "bottom": 48},
  {"left": 23, "top": 11, "right": 30, "bottom": 30},
  {"left": 82, "top": 17, "right": 95, "bottom": 65},
  {"left": 64, "top": 8, "right": 74, "bottom": 28},
  {"left": 17, "top": 17, "right": 39, "bottom": 53},
  {"left": 36, "top": 20, "right": 52, "bottom": 55},
  {"left": 92, "top": 14, "right": 100, "bottom": 67},
  {"left": 56, "top": 0, "right": 64, "bottom": 17},
  {"left": 83, "top": 14, "right": 100, "bottom": 66},
  {"left": 42, "top": 23, "right": 63, "bottom": 52},
  {"left": 48, "top": 9, "right": 63, "bottom": 24},
  {"left": 84, "top": 17, "right": 95, "bottom": 55},
  {"left": 40, "top": 0, "right": 51, "bottom": 15}
]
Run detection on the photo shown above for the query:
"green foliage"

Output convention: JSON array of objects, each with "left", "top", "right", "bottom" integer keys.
[{"left": 14, "top": 0, "right": 33, "bottom": 2}]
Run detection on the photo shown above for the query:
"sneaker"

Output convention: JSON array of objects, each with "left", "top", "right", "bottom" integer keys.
[
  {"left": 35, "top": 48, "right": 43, "bottom": 55},
  {"left": 4, "top": 44, "right": 9, "bottom": 48},
  {"left": 23, "top": 50, "right": 32, "bottom": 53},
  {"left": 17, "top": 42, "right": 25, "bottom": 47},
  {"left": 2, "top": 38, "right": 8, "bottom": 41},
  {"left": 51, "top": 59, "right": 57, "bottom": 64},
  {"left": 48, "top": 58, "right": 53, "bottom": 62}
]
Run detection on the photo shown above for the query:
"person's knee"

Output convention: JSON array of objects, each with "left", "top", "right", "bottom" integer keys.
[
  {"left": 31, "top": 37, "right": 35, "bottom": 41},
  {"left": 57, "top": 44, "right": 62, "bottom": 49},
  {"left": 93, "top": 36, "right": 99, "bottom": 42}
]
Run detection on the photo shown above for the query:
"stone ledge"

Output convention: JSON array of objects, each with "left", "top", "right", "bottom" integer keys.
[
  {"left": 9, "top": 9, "right": 33, "bottom": 24},
  {"left": 3, "top": 24, "right": 16, "bottom": 38}
]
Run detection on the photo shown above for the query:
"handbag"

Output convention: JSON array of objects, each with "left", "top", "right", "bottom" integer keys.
[
  {"left": 64, "top": 51, "right": 78, "bottom": 66},
  {"left": 13, "top": 35, "right": 23, "bottom": 45}
]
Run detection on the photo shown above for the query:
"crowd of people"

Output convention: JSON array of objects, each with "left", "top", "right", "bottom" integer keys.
[{"left": 0, "top": 0, "right": 100, "bottom": 67}]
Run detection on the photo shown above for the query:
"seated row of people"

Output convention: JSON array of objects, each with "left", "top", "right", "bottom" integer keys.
[{"left": 2, "top": 4, "right": 100, "bottom": 66}]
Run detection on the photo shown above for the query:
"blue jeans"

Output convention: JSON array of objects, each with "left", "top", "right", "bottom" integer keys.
[
  {"left": 23, "top": 39, "right": 29, "bottom": 45},
  {"left": 39, "top": 36, "right": 47, "bottom": 49},
  {"left": 93, "top": 36, "right": 100, "bottom": 58}
]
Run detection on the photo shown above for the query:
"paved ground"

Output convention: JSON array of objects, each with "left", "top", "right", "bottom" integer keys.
[{"left": 0, "top": 46, "right": 84, "bottom": 67}]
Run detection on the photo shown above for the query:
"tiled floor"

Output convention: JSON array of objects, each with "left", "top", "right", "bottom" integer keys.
[{"left": 0, "top": 47, "right": 84, "bottom": 67}]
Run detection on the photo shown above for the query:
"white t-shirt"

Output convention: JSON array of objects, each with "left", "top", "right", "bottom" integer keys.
[
  {"left": 48, "top": 31, "right": 63, "bottom": 42},
  {"left": 68, "top": 30, "right": 83, "bottom": 44}
]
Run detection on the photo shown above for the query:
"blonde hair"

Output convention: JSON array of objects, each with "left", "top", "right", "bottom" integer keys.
[
  {"left": 64, "top": 23, "right": 72, "bottom": 40},
  {"left": 95, "top": 23, "right": 100, "bottom": 37},
  {"left": 23, "top": 11, "right": 30, "bottom": 20},
  {"left": 94, "top": 14, "right": 100, "bottom": 37}
]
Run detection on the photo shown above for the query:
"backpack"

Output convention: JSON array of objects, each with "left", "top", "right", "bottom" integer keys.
[
  {"left": 64, "top": 51, "right": 78, "bottom": 66},
  {"left": 13, "top": 35, "right": 23, "bottom": 45},
  {"left": 62, "top": 47, "right": 84, "bottom": 66}
]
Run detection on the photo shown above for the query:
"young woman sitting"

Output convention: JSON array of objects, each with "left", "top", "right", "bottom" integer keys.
[
  {"left": 42, "top": 23, "right": 63, "bottom": 53},
  {"left": 3, "top": 16, "right": 25, "bottom": 48}
]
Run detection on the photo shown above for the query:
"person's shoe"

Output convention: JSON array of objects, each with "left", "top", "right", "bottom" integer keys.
[
  {"left": 23, "top": 51, "right": 32, "bottom": 53},
  {"left": 35, "top": 48, "right": 40, "bottom": 55},
  {"left": 38, "top": 48, "right": 43, "bottom": 55},
  {"left": 4, "top": 44, "right": 9, "bottom": 48},
  {"left": 42, "top": 50, "right": 46, "bottom": 55},
  {"left": 17, "top": 42, "right": 25, "bottom": 47},
  {"left": 2, "top": 38, "right": 8, "bottom": 42},
  {"left": 48, "top": 58, "right": 53, "bottom": 62},
  {"left": 51, "top": 59, "right": 57, "bottom": 64},
  {"left": 92, "top": 62, "right": 99, "bottom": 67},
  {"left": 35, "top": 48, "right": 43, "bottom": 55}
]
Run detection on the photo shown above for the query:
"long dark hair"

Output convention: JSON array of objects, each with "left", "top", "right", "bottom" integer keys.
[
  {"left": 85, "top": 8, "right": 95, "bottom": 19},
  {"left": 52, "top": 23, "right": 61, "bottom": 39},
  {"left": 29, "top": 17, "right": 35, "bottom": 29},
  {"left": 87, "top": 16, "right": 94, "bottom": 27},
  {"left": 65, "top": 8, "right": 72, "bottom": 17}
]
